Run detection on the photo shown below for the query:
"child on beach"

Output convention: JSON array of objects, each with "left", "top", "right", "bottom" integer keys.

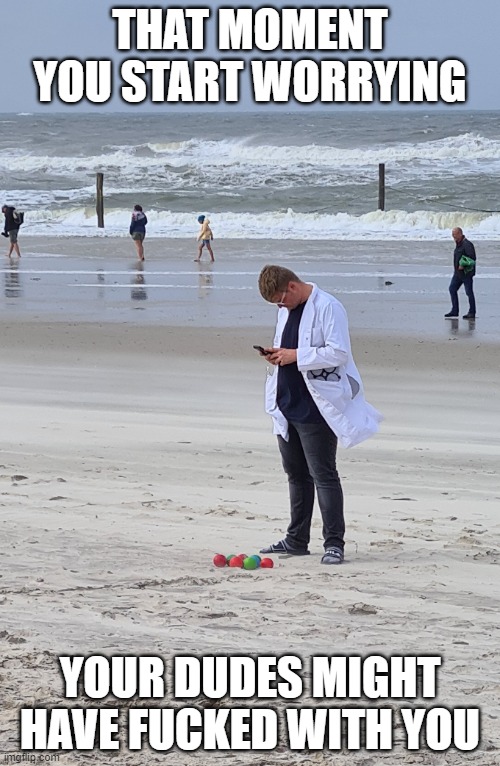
[
  {"left": 195, "top": 215, "right": 215, "bottom": 262},
  {"left": 129, "top": 204, "right": 148, "bottom": 261}
]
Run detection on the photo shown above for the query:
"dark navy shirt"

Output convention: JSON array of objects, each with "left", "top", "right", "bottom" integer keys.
[{"left": 276, "top": 301, "right": 323, "bottom": 424}]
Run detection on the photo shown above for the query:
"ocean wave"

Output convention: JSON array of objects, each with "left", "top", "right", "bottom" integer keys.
[
  {"left": 103, "top": 132, "right": 500, "bottom": 167},
  {"left": 18, "top": 206, "right": 500, "bottom": 240},
  {"left": 3, "top": 133, "right": 500, "bottom": 181}
]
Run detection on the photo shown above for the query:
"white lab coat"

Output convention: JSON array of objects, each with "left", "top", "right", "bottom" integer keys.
[{"left": 265, "top": 283, "right": 382, "bottom": 448}]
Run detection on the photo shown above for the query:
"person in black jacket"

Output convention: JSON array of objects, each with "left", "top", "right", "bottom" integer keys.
[
  {"left": 445, "top": 227, "right": 476, "bottom": 320},
  {"left": 2, "top": 204, "right": 21, "bottom": 258},
  {"left": 129, "top": 204, "right": 148, "bottom": 261}
]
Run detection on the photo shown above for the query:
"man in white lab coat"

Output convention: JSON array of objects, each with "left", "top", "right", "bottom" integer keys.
[{"left": 257, "top": 265, "right": 382, "bottom": 564}]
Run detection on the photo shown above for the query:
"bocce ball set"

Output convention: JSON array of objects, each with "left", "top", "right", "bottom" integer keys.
[{"left": 212, "top": 553, "right": 274, "bottom": 570}]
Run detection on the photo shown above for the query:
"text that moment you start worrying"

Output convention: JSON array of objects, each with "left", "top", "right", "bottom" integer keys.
[{"left": 31, "top": 6, "right": 466, "bottom": 105}]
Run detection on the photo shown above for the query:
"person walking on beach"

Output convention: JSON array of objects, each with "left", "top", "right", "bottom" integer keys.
[
  {"left": 129, "top": 204, "right": 148, "bottom": 261},
  {"left": 445, "top": 227, "right": 476, "bottom": 320},
  {"left": 2, "top": 204, "right": 22, "bottom": 258},
  {"left": 195, "top": 215, "right": 215, "bottom": 262},
  {"left": 256, "top": 265, "right": 382, "bottom": 565}
]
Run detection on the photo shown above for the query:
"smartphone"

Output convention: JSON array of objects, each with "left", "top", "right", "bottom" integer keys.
[{"left": 253, "top": 345, "right": 270, "bottom": 355}]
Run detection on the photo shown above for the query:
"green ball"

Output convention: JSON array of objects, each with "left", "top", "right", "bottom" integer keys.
[
  {"left": 243, "top": 556, "right": 258, "bottom": 570},
  {"left": 226, "top": 554, "right": 235, "bottom": 564}
]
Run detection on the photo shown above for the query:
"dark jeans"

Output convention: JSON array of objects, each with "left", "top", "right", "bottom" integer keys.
[
  {"left": 277, "top": 420, "right": 344, "bottom": 551},
  {"left": 449, "top": 271, "right": 476, "bottom": 315}
]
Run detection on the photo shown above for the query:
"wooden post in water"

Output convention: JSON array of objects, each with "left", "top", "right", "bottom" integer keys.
[
  {"left": 96, "top": 173, "right": 104, "bottom": 228},
  {"left": 378, "top": 163, "right": 385, "bottom": 211}
]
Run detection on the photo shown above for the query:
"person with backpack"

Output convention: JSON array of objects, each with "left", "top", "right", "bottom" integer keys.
[
  {"left": 2, "top": 204, "right": 23, "bottom": 258},
  {"left": 129, "top": 204, "right": 148, "bottom": 261}
]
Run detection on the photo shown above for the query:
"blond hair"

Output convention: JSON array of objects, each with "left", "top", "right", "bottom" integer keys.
[{"left": 258, "top": 265, "right": 301, "bottom": 301}]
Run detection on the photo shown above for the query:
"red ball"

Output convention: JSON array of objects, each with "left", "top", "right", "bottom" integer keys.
[
  {"left": 229, "top": 556, "right": 244, "bottom": 568},
  {"left": 238, "top": 553, "right": 248, "bottom": 560},
  {"left": 260, "top": 557, "right": 274, "bottom": 569},
  {"left": 213, "top": 554, "right": 227, "bottom": 568}
]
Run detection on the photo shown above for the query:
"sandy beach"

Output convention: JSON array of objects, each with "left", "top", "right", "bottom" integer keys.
[{"left": 0, "top": 238, "right": 499, "bottom": 764}]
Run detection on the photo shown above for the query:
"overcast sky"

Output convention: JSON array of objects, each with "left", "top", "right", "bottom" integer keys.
[{"left": 2, "top": 0, "right": 499, "bottom": 112}]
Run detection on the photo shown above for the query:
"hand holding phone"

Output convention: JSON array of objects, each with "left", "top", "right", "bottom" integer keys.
[{"left": 253, "top": 345, "right": 270, "bottom": 355}]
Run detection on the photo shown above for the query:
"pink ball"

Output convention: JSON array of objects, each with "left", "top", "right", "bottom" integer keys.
[
  {"left": 213, "top": 554, "right": 227, "bottom": 568},
  {"left": 260, "top": 557, "right": 274, "bottom": 569}
]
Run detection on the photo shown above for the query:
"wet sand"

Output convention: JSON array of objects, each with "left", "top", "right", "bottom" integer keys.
[{"left": 2, "top": 236, "right": 500, "bottom": 341}]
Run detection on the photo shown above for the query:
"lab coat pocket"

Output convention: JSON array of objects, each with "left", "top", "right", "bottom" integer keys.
[{"left": 309, "top": 376, "right": 350, "bottom": 410}]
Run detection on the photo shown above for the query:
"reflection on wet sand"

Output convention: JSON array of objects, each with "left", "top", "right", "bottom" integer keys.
[
  {"left": 448, "top": 317, "right": 476, "bottom": 337},
  {"left": 96, "top": 268, "right": 106, "bottom": 300},
  {"left": 4, "top": 260, "right": 22, "bottom": 299},
  {"left": 197, "top": 262, "right": 214, "bottom": 299},
  {"left": 131, "top": 261, "right": 147, "bottom": 302}
]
